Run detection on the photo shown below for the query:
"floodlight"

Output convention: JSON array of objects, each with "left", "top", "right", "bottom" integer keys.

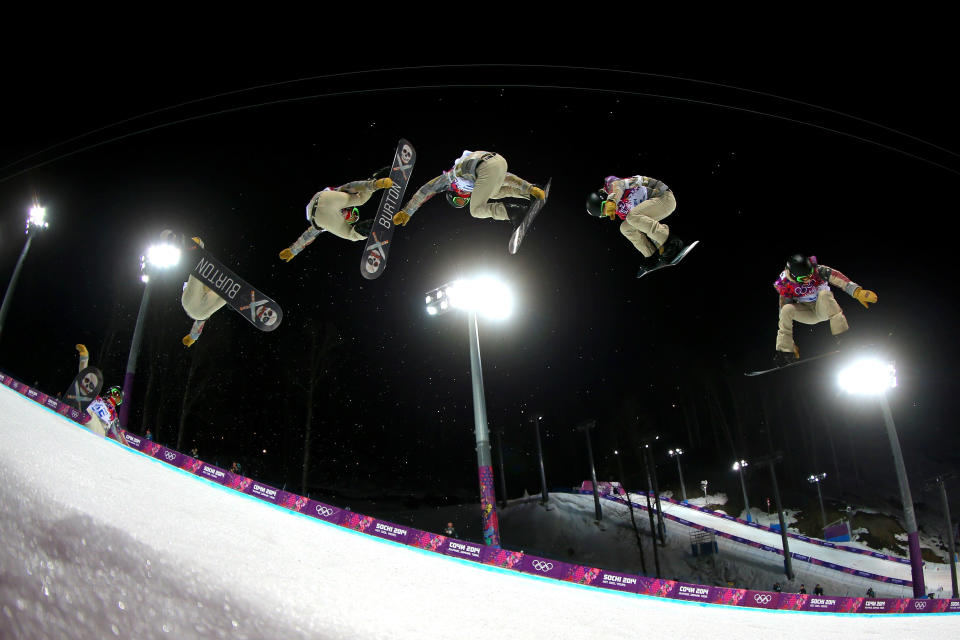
[
  {"left": 838, "top": 358, "right": 897, "bottom": 395},
  {"left": 146, "top": 242, "right": 182, "bottom": 269},
  {"left": 27, "top": 205, "right": 48, "bottom": 230}
]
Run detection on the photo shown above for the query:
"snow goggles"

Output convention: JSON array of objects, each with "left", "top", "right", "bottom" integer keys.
[
  {"left": 342, "top": 207, "right": 360, "bottom": 224},
  {"left": 451, "top": 196, "right": 469, "bottom": 207},
  {"left": 794, "top": 270, "right": 814, "bottom": 283}
]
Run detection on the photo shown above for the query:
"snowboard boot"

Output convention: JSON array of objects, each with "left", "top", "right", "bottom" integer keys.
[
  {"left": 503, "top": 199, "right": 532, "bottom": 229},
  {"left": 639, "top": 252, "right": 660, "bottom": 270},
  {"left": 773, "top": 348, "right": 799, "bottom": 367},
  {"left": 659, "top": 236, "right": 687, "bottom": 263},
  {"left": 370, "top": 166, "right": 390, "bottom": 180}
]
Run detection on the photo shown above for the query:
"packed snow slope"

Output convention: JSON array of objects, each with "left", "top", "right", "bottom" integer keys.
[
  {"left": 499, "top": 492, "right": 955, "bottom": 599},
  {"left": 1, "top": 385, "right": 958, "bottom": 639}
]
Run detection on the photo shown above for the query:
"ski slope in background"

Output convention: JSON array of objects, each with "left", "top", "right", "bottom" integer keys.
[
  {"left": 1, "top": 385, "right": 958, "bottom": 639},
  {"left": 608, "top": 492, "right": 954, "bottom": 594}
]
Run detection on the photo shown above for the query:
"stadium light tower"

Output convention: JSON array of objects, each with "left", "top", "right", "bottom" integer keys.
[
  {"left": 120, "top": 231, "right": 182, "bottom": 429},
  {"left": 425, "top": 275, "right": 513, "bottom": 547},
  {"left": 0, "top": 203, "right": 50, "bottom": 342},
  {"left": 732, "top": 459, "right": 752, "bottom": 522},
  {"left": 838, "top": 357, "right": 925, "bottom": 598},
  {"left": 807, "top": 472, "right": 828, "bottom": 531},
  {"left": 667, "top": 448, "right": 688, "bottom": 502}
]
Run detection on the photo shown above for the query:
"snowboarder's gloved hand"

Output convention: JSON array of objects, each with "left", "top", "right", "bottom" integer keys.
[
  {"left": 602, "top": 200, "right": 617, "bottom": 220},
  {"left": 279, "top": 248, "right": 297, "bottom": 262},
  {"left": 182, "top": 334, "right": 196, "bottom": 347},
  {"left": 374, "top": 177, "right": 393, "bottom": 190},
  {"left": 76, "top": 344, "right": 88, "bottom": 357},
  {"left": 393, "top": 210, "right": 411, "bottom": 226},
  {"left": 853, "top": 287, "right": 878, "bottom": 309},
  {"left": 530, "top": 186, "right": 545, "bottom": 200}
]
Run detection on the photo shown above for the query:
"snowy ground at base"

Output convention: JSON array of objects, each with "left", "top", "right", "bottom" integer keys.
[{"left": 2, "top": 387, "right": 958, "bottom": 639}]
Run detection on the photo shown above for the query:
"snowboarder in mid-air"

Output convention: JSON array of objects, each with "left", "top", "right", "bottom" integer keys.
[
  {"left": 279, "top": 173, "right": 394, "bottom": 262},
  {"left": 86, "top": 385, "right": 124, "bottom": 441},
  {"left": 391, "top": 150, "right": 546, "bottom": 238},
  {"left": 585, "top": 174, "right": 692, "bottom": 275},
  {"left": 181, "top": 237, "right": 228, "bottom": 347},
  {"left": 773, "top": 254, "right": 878, "bottom": 366}
]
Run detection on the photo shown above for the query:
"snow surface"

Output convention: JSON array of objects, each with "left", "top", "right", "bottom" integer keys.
[{"left": 2, "top": 386, "right": 958, "bottom": 639}]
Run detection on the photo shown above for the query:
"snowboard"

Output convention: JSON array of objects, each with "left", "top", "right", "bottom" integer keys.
[
  {"left": 184, "top": 237, "right": 283, "bottom": 332},
  {"left": 62, "top": 366, "right": 103, "bottom": 412},
  {"left": 508, "top": 178, "right": 551, "bottom": 254},
  {"left": 361, "top": 139, "right": 417, "bottom": 280},
  {"left": 745, "top": 350, "right": 841, "bottom": 377},
  {"left": 636, "top": 240, "right": 699, "bottom": 279}
]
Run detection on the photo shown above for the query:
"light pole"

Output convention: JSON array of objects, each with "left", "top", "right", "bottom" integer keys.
[
  {"left": 492, "top": 426, "right": 508, "bottom": 508},
  {"left": 808, "top": 472, "right": 828, "bottom": 532},
  {"left": 120, "top": 233, "right": 181, "bottom": 429},
  {"left": 733, "top": 459, "right": 752, "bottom": 522},
  {"left": 934, "top": 475, "right": 958, "bottom": 598},
  {"left": 668, "top": 448, "right": 688, "bottom": 502},
  {"left": 0, "top": 204, "right": 49, "bottom": 342},
  {"left": 640, "top": 447, "right": 662, "bottom": 577},
  {"left": 641, "top": 436, "right": 666, "bottom": 542},
  {"left": 614, "top": 448, "right": 647, "bottom": 575},
  {"left": 701, "top": 479, "right": 709, "bottom": 506},
  {"left": 425, "top": 276, "right": 513, "bottom": 547},
  {"left": 577, "top": 419, "right": 602, "bottom": 522},
  {"left": 839, "top": 358, "right": 925, "bottom": 597},
  {"left": 756, "top": 453, "right": 794, "bottom": 580},
  {"left": 530, "top": 415, "right": 549, "bottom": 504}
]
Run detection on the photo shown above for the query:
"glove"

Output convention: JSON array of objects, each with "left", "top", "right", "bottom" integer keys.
[
  {"left": 76, "top": 344, "right": 88, "bottom": 357},
  {"left": 602, "top": 200, "right": 616, "bottom": 220},
  {"left": 853, "top": 287, "right": 878, "bottom": 309},
  {"left": 374, "top": 177, "right": 393, "bottom": 190},
  {"left": 192, "top": 236, "right": 205, "bottom": 248},
  {"left": 393, "top": 210, "right": 411, "bottom": 226},
  {"left": 182, "top": 334, "right": 196, "bottom": 347},
  {"left": 279, "top": 248, "right": 295, "bottom": 262},
  {"left": 530, "top": 186, "right": 545, "bottom": 200}
]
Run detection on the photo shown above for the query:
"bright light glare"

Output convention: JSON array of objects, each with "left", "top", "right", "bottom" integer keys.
[
  {"left": 27, "top": 205, "right": 48, "bottom": 229},
  {"left": 838, "top": 358, "right": 897, "bottom": 395},
  {"left": 146, "top": 243, "right": 182, "bottom": 269},
  {"left": 447, "top": 276, "right": 513, "bottom": 319},
  {"left": 426, "top": 306, "right": 438, "bottom": 316},
  {"left": 733, "top": 460, "right": 747, "bottom": 471}
]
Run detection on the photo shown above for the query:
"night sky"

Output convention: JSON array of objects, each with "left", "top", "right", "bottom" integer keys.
[{"left": 2, "top": 59, "right": 957, "bottom": 519}]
